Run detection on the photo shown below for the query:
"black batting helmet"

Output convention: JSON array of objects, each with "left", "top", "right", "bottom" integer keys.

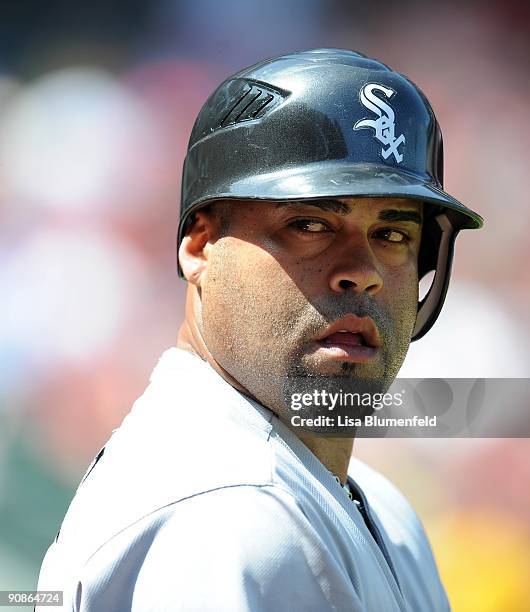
[{"left": 177, "top": 48, "right": 483, "bottom": 341}]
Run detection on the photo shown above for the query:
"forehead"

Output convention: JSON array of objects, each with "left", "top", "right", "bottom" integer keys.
[
  {"left": 217, "top": 197, "right": 423, "bottom": 226},
  {"left": 272, "top": 197, "right": 423, "bottom": 215}
]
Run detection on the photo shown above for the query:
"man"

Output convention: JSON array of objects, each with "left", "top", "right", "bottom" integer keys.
[{"left": 36, "top": 49, "right": 482, "bottom": 611}]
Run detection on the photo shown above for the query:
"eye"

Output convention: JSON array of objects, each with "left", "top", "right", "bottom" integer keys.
[
  {"left": 289, "top": 219, "right": 332, "bottom": 233},
  {"left": 373, "top": 228, "right": 410, "bottom": 244}
]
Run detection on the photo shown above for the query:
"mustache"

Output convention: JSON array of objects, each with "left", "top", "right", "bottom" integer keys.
[{"left": 303, "top": 294, "right": 393, "bottom": 340}]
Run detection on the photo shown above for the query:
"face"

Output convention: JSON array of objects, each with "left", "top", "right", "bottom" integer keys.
[{"left": 193, "top": 197, "right": 422, "bottom": 432}]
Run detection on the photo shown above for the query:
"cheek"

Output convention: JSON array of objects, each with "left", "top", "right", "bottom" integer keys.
[
  {"left": 201, "top": 239, "right": 304, "bottom": 349},
  {"left": 382, "top": 262, "right": 419, "bottom": 333},
  {"left": 386, "top": 261, "right": 418, "bottom": 298}
]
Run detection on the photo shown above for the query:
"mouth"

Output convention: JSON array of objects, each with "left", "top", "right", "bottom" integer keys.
[{"left": 312, "top": 315, "right": 381, "bottom": 363}]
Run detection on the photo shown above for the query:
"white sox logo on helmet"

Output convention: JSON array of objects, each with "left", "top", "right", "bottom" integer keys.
[{"left": 353, "top": 83, "right": 406, "bottom": 164}]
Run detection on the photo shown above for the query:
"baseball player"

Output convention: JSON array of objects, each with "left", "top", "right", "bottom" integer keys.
[{"left": 36, "top": 49, "right": 483, "bottom": 611}]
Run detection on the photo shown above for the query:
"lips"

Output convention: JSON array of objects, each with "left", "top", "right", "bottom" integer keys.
[
  {"left": 322, "top": 331, "right": 365, "bottom": 346},
  {"left": 315, "top": 314, "right": 381, "bottom": 348},
  {"left": 312, "top": 315, "right": 381, "bottom": 364}
]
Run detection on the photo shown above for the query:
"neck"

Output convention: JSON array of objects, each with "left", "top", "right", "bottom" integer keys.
[
  {"left": 296, "top": 434, "right": 354, "bottom": 485},
  {"left": 177, "top": 287, "right": 252, "bottom": 396}
]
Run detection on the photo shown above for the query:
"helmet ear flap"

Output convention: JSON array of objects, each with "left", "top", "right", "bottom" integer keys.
[{"left": 413, "top": 214, "right": 458, "bottom": 341}]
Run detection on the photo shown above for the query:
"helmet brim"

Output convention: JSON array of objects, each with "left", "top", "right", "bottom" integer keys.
[{"left": 224, "top": 161, "right": 483, "bottom": 229}]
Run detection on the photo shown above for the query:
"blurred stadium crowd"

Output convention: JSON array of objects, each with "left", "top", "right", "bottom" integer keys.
[{"left": 0, "top": 1, "right": 529, "bottom": 610}]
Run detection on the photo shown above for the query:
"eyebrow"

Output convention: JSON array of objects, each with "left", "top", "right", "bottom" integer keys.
[
  {"left": 377, "top": 209, "right": 423, "bottom": 225},
  {"left": 274, "top": 199, "right": 350, "bottom": 215},
  {"left": 274, "top": 200, "right": 422, "bottom": 224}
]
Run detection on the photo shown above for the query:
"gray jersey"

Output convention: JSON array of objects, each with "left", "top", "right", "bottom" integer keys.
[{"left": 36, "top": 347, "right": 450, "bottom": 611}]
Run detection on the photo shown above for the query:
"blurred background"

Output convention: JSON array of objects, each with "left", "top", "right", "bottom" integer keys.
[{"left": 0, "top": 1, "right": 529, "bottom": 610}]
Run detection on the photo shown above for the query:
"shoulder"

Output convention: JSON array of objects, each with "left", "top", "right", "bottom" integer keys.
[
  {"left": 75, "top": 484, "right": 360, "bottom": 611},
  {"left": 85, "top": 484, "right": 334, "bottom": 575},
  {"left": 53, "top": 351, "right": 277, "bottom": 558}
]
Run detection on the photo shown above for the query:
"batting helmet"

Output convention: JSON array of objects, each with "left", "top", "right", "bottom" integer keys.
[{"left": 177, "top": 48, "right": 483, "bottom": 341}]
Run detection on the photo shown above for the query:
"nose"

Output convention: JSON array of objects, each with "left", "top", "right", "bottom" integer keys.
[{"left": 328, "top": 238, "right": 383, "bottom": 296}]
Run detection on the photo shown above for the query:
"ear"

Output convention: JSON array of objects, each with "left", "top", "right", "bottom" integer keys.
[{"left": 178, "top": 209, "right": 221, "bottom": 286}]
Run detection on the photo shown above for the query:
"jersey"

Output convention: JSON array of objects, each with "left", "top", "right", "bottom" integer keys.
[{"left": 35, "top": 347, "right": 450, "bottom": 611}]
